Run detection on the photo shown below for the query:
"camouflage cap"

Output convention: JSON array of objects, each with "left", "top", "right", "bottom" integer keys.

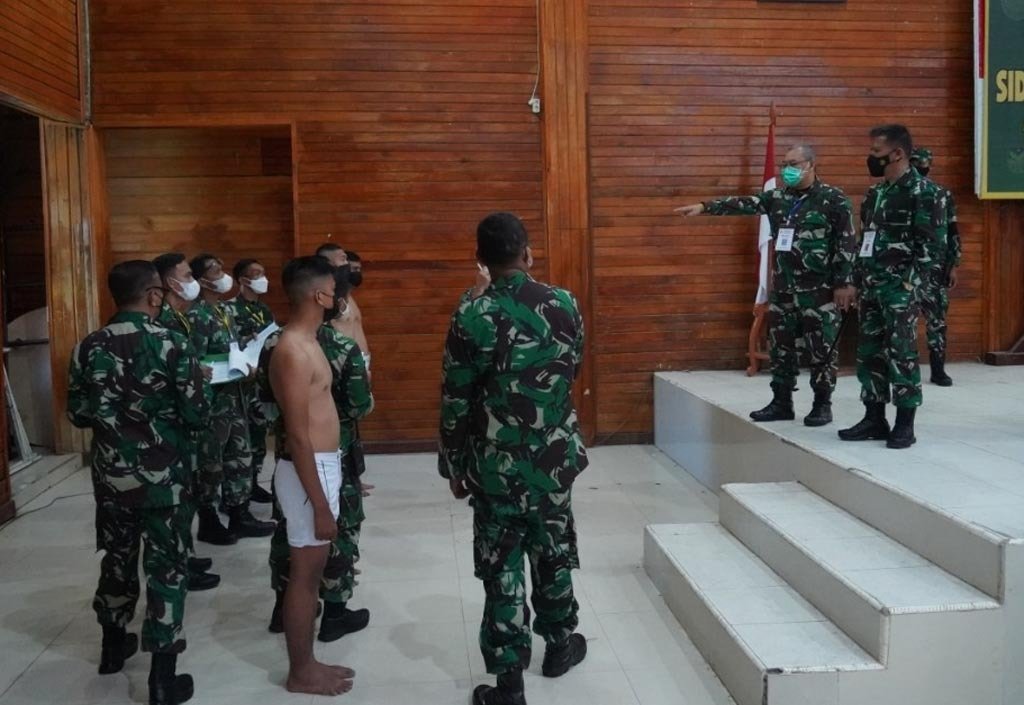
[{"left": 911, "top": 147, "right": 933, "bottom": 165}]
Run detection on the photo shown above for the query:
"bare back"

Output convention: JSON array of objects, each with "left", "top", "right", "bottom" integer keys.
[{"left": 271, "top": 328, "right": 340, "bottom": 454}]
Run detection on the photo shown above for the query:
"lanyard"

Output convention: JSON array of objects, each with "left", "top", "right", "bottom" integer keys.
[
  {"left": 869, "top": 181, "right": 895, "bottom": 229},
  {"left": 784, "top": 195, "right": 808, "bottom": 226},
  {"left": 212, "top": 303, "right": 232, "bottom": 336},
  {"left": 250, "top": 304, "right": 266, "bottom": 327},
  {"left": 173, "top": 309, "right": 191, "bottom": 336}
]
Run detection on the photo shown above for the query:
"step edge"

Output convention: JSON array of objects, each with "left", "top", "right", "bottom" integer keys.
[
  {"left": 645, "top": 524, "right": 885, "bottom": 673},
  {"left": 724, "top": 485, "right": 1000, "bottom": 612}
]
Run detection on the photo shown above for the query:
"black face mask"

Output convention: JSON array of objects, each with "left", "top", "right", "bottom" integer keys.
[
  {"left": 349, "top": 271, "right": 363, "bottom": 288},
  {"left": 324, "top": 265, "right": 351, "bottom": 322},
  {"left": 917, "top": 166, "right": 930, "bottom": 177},
  {"left": 867, "top": 151, "right": 897, "bottom": 178}
]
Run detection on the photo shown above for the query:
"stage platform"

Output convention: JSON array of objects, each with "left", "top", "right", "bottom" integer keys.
[{"left": 646, "top": 363, "right": 1024, "bottom": 705}]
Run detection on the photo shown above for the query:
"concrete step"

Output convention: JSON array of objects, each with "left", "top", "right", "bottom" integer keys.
[
  {"left": 720, "top": 482, "right": 1001, "bottom": 664},
  {"left": 644, "top": 522, "right": 882, "bottom": 705}
]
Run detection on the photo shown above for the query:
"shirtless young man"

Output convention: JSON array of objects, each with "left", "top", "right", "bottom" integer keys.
[{"left": 269, "top": 256, "right": 355, "bottom": 696}]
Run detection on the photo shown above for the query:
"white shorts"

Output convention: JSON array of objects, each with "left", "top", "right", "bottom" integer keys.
[{"left": 273, "top": 452, "right": 342, "bottom": 548}]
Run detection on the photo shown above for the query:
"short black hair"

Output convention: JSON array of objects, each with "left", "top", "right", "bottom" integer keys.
[
  {"left": 109, "top": 260, "right": 159, "bottom": 307},
  {"left": 189, "top": 253, "right": 220, "bottom": 281},
  {"left": 870, "top": 124, "right": 913, "bottom": 157},
  {"left": 333, "top": 264, "right": 353, "bottom": 302},
  {"left": 153, "top": 253, "right": 186, "bottom": 282},
  {"left": 344, "top": 250, "right": 361, "bottom": 263},
  {"left": 233, "top": 258, "right": 261, "bottom": 280},
  {"left": 315, "top": 243, "right": 344, "bottom": 258},
  {"left": 476, "top": 212, "right": 528, "bottom": 270},
  {"left": 282, "top": 256, "right": 336, "bottom": 303}
]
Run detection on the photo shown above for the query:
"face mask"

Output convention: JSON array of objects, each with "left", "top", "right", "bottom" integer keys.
[
  {"left": 867, "top": 151, "right": 896, "bottom": 178},
  {"left": 323, "top": 294, "right": 348, "bottom": 323},
  {"left": 173, "top": 277, "right": 201, "bottom": 302},
  {"left": 781, "top": 165, "right": 805, "bottom": 188},
  {"left": 209, "top": 274, "right": 233, "bottom": 294},
  {"left": 248, "top": 276, "right": 269, "bottom": 295},
  {"left": 916, "top": 166, "right": 930, "bottom": 177},
  {"left": 349, "top": 271, "right": 363, "bottom": 288}
]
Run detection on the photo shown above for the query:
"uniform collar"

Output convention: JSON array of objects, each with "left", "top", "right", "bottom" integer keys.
[
  {"left": 786, "top": 178, "right": 821, "bottom": 197},
  {"left": 110, "top": 310, "right": 151, "bottom": 326},
  {"left": 491, "top": 270, "right": 531, "bottom": 289}
]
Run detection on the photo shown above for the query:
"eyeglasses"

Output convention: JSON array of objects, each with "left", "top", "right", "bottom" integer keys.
[{"left": 779, "top": 160, "right": 811, "bottom": 169}]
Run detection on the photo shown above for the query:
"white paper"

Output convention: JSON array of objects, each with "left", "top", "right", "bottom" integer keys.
[
  {"left": 775, "top": 228, "right": 795, "bottom": 252},
  {"left": 207, "top": 359, "right": 243, "bottom": 385},
  {"left": 860, "top": 230, "right": 877, "bottom": 258}
]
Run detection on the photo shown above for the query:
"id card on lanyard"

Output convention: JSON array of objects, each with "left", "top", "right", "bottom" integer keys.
[
  {"left": 862, "top": 183, "right": 890, "bottom": 258},
  {"left": 775, "top": 196, "right": 807, "bottom": 253}
]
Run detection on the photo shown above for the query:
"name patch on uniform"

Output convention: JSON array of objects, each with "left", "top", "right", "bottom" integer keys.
[
  {"left": 859, "top": 230, "right": 876, "bottom": 258},
  {"left": 775, "top": 228, "right": 795, "bottom": 252}
]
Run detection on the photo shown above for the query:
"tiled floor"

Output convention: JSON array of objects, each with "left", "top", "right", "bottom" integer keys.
[{"left": 0, "top": 446, "right": 735, "bottom": 705}]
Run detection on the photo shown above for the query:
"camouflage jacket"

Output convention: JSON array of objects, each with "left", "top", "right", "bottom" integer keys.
[
  {"left": 257, "top": 325, "right": 374, "bottom": 457},
  {"left": 67, "top": 311, "right": 210, "bottom": 508},
  {"left": 857, "top": 168, "right": 945, "bottom": 296},
  {"left": 921, "top": 180, "right": 962, "bottom": 272},
  {"left": 187, "top": 298, "right": 241, "bottom": 409},
  {"left": 228, "top": 296, "right": 275, "bottom": 342},
  {"left": 704, "top": 180, "right": 857, "bottom": 293},
  {"left": 438, "top": 270, "right": 588, "bottom": 497}
]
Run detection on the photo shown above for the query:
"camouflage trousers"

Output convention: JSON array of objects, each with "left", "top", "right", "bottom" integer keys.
[
  {"left": 471, "top": 489, "right": 580, "bottom": 676},
  {"left": 245, "top": 381, "right": 269, "bottom": 484},
  {"left": 268, "top": 453, "right": 365, "bottom": 604},
  {"left": 197, "top": 382, "right": 253, "bottom": 510},
  {"left": 856, "top": 284, "right": 923, "bottom": 409},
  {"left": 768, "top": 288, "right": 841, "bottom": 395},
  {"left": 919, "top": 269, "right": 950, "bottom": 354},
  {"left": 93, "top": 501, "right": 190, "bottom": 654}
]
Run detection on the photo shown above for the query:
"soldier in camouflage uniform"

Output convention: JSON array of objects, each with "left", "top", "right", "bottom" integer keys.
[
  {"left": 228, "top": 258, "right": 277, "bottom": 504},
  {"left": 187, "top": 254, "right": 274, "bottom": 542},
  {"left": 440, "top": 212, "right": 589, "bottom": 705},
  {"left": 152, "top": 253, "right": 220, "bottom": 592},
  {"left": 260, "top": 271, "right": 375, "bottom": 642},
  {"left": 839, "top": 125, "right": 946, "bottom": 449},
  {"left": 67, "top": 260, "right": 209, "bottom": 705},
  {"left": 910, "top": 148, "right": 962, "bottom": 387},
  {"left": 677, "top": 144, "right": 858, "bottom": 426}
]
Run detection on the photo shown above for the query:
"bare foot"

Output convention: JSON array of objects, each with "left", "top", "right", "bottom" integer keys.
[
  {"left": 326, "top": 663, "right": 356, "bottom": 679},
  {"left": 286, "top": 661, "right": 354, "bottom": 696},
  {"left": 353, "top": 567, "right": 362, "bottom": 575}
]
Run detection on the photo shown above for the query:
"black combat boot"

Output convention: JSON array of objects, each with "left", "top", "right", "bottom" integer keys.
[
  {"left": 318, "top": 602, "right": 370, "bottom": 643},
  {"left": 250, "top": 476, "right": 273, "bottom": 504},
  {"left": 542, "top": 633, "right": 588, "bottom": 678},
  {"left": 186, "top": 569, "right": 220, "bottom": 592},
  {"left": 887, "top": 407, "right": 917, "bottom": 449},
  {"left": 98, "top": 624, "right": 138, "bottom": 675},
  {"left": 803, "top": 391, "right": 833, "bottom": 427},
  {"left": 187, "top": 556, "right": 212, "bottom": 573},
  {"left": 148, "top": 653, "right": 194, "bottom": 705},
  {"left": 838, "top": 402, "right": 890, "bottom": 441},
  {"left": 227, "top": 505, "right": 275, "bottom": 538},
  {"left": 930, "top": 350, "right": 953, "bottom": 387},
  {"left": 196, "top": 507, "right": 236, "bottom": 546},
  {"left": 749, "top": 386, "right": 795, "bottom": 422},
  {"left": 473, "top": 670, "right": 527, "bottom": 705}
]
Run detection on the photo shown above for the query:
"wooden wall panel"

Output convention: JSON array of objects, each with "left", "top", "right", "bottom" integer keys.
[
  {"left": 0, "top": 0, "right": 82, "bottom": 121},
  {"left": 588, "top": 0, "right": 986, "bottom": 437},
  {"left": 41, "top": 120, "right": 101, "bottom": 454},
  {"left": 103, "top": 127, "right": 295, "bottom": 320},
  {"left": 90, "top": 0, "right": 546, "bottom": 446}
]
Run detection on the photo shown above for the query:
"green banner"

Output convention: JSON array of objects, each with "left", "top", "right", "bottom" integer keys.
[{"left": 983, "top": 0, "right": 1024, "bottom": 198}]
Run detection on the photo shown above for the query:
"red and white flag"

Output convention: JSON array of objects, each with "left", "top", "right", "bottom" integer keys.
[{"left": 755, "top": 105, "right": 777, "bottom": 305}]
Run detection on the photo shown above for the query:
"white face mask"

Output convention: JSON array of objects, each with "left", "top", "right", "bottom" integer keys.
[
  {"left": 209, "top": 274, "right": 233, "bottom": 294},
  {"left": 247, "top": 276, "right": 269, "bottom": 295},
  {"left": 173, "top": 277, "right": 201, "bottom": 302}
]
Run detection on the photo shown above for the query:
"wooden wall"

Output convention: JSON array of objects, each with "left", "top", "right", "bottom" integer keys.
[
  {"left": 0, "top": 0, "right": 83, "bottom": 121},
  {"left": 87, "top": 0, "right": 1024, "bottom": 447},
  {"left": 103, "top": 127, "right": 294, "bottom": 320},
  {"left": 588, "top": 0, "right": 986, "bottom": 438},
  {"left": 90, "top": 0, "right": 546, "bottom": 446}
]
